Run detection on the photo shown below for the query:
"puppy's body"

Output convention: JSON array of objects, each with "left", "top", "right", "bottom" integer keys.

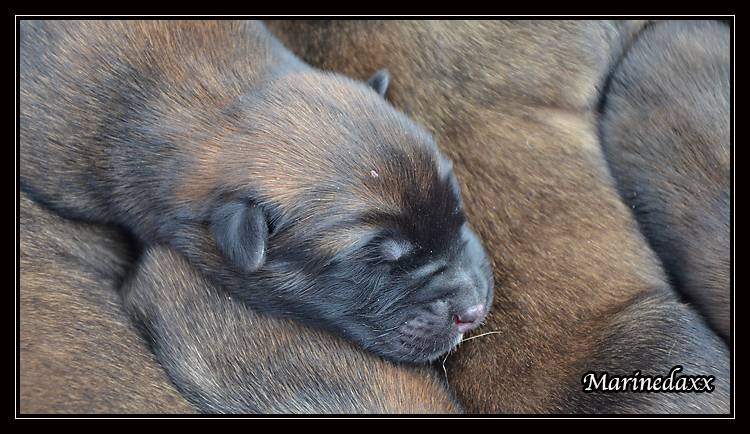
[
  {"left": 20, "top": 20, "right": 492, "bottom": 362},
  {"left": 266, "top": 20, "right": 730, "bottom": 413},
  {"left": 19, "top": 192, "right": 195, "bottom": 414},
  {"left": 124, "top": 247, "right": 461, "bottom": 414},
  {"left": 599, "top": 20, "right": 731, "bottom": 341}
]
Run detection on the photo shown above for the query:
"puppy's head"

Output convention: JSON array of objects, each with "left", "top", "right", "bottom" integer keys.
[{"left": 181, "top": 69, "right": 493, "bottom": 363}]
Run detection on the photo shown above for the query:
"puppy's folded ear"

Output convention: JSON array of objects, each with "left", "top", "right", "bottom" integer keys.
[
  {"left": 367, "top": 69, "right": 391, "bottom": 98},
  {"left": 210, "top": 200, "right": 269, "bottom": 273}
]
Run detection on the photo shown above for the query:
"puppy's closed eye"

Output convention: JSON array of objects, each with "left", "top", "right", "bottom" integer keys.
[{"left": 380, "top": 239, "right": 414, "bottom": 262}]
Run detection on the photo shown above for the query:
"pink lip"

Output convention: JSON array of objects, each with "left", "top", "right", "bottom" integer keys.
[{"left": 456, "top": 322, "right": 476, "bottom": 334}]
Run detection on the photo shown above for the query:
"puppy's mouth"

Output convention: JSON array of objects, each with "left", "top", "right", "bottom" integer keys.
[
  {"left": 376, "top": 332, "right": 463, "bottom": 363},
  {"left": 373, "top": 311, "right": 484, "bottom": 363}
]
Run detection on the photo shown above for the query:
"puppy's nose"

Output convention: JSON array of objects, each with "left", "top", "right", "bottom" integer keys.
[{"left": 454, "top": 304, "right": 485, "bottom": 333}]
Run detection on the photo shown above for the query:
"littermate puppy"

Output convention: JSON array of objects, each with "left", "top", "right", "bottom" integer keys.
[
  {"left": 599, "top": 20, "right": 731, "bottom": 342},
  {"left": 123, "top": 246, "right": 461, "bottom": 414},
  {"left": 20, "top": 20, "right": 492, "bottom": 363},
  {"left": 266, "top": 20, "right": 730, "bottom": 413},
  {"left": 19, "top": 193, "right": 195, "bottom": 414}
]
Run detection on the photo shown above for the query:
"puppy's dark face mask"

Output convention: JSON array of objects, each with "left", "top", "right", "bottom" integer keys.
[
  {"left": 262, "top": 158, "right": 493, "bottom": 363},
  {"left": 185, "top": 70, "right": 493, "bottom": 363}
]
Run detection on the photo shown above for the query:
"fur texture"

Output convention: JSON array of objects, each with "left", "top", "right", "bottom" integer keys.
[
  {"left": 599, "top": 20, "right": 731, "bottom": 342},
  {"left": 19, "top": 192, "right": 195, "bottom": 414},
  {"left": 123, "top": 246, "right": 461, "bottom": 414},
  {"left": 265, "top": 19, "right": 731, "bottom": 413}
]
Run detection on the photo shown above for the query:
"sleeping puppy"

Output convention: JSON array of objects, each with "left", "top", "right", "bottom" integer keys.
[
  {"left": 123, "top": 246, "right": 461, "bottom": 414},
  {"left": 19, "top": 192, "right": 195, "bottom": 414},
  {"left": 19, "top": 20, "right": 492, "bottom": 363},
  {"left": 265, "top": 19, "right": 730, "bottom": 413},
  {"left": 599, "top": 20, "right": 731, "bottom": 342}
]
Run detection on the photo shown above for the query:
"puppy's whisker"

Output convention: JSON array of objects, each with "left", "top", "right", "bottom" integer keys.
[
  {"left": 460, "top": 330, "right": 502, "bottom": 342},
  {"left": 440, "top": 341, "right": 461, "bottom": 383}
]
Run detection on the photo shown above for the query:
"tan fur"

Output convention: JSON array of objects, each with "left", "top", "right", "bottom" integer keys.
[
  {"left": 19, "top": 192, "right": 195, "bottom": 414},
  {"left": 22, "top": 21, "right": 441, "bottom": 218},
  {"left": 266, "top": 19, "right": 730, "bottom": 413}
]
